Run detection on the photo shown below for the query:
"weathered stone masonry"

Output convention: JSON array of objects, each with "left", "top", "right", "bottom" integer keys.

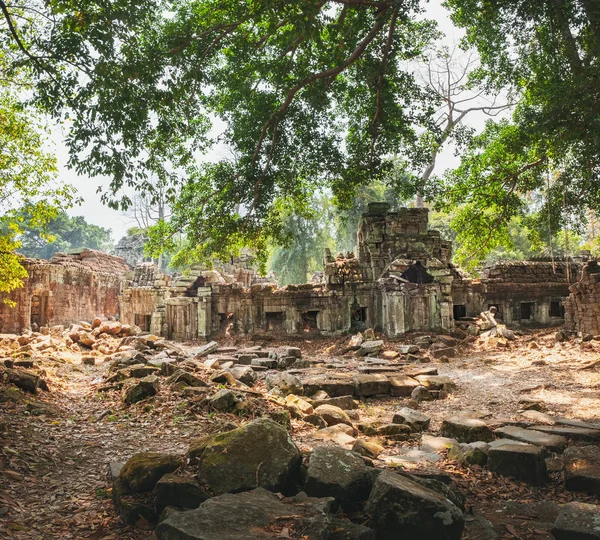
[
  {"left": 0, "top": 250, "right": 129, "bottom": 334},
  {"left": 0, "top": 207, "right": 585, "bottom": 338}
]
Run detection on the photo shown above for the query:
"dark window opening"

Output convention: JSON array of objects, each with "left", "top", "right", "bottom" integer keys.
[
  {"left": 401, "top": 261, "right": 434, "bottom": 284},
  {"left": 219, "top": 312, "right": 233, "bottom": 330},
  {"left": 453, "top": 304, "right": 467, "bottom": 320},
  {"left": 134, "top": 314, "right": 152, "bottom": 332},
  {"left": 30, "top": 295, "right": 48, "bottom": 327},
  {"left": 550, "top": 301, "right": 564, "bottom": 318},
  {"left": 301, "top": 310, "right": 319, "bottom": 333},
  {"left": 520, "top": 302, "right": 535, "bottom": 320},
  {"left": 266, "top": 311, "right": 285, "bottom": 331}
]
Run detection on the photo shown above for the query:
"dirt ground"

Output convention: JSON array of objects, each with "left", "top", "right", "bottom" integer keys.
[{"left": 1, "top": 328, "right": 599, "bottom": 539}]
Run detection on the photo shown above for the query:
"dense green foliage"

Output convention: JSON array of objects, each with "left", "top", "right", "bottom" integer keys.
[
  {"left": 0, "top": 53, "right": 76, "bottom": 296},
  {"left": 15, "top": 211, "right": 112, "bottom": 260},
  {"left": 440, "top": 0, "right": 600, "bottom": 265},
  {"left": 2, "top": 0, "right": 437, "bottom": 265}
]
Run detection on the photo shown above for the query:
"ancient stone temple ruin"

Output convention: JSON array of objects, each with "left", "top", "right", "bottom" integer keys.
[
  {"left": 0, "top": 205, "right": 589, "bottom": 338},
  {"left": 0, "top": 250, "right": 129, "bottom": 334}
]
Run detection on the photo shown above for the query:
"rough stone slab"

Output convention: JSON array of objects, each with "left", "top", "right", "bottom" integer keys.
[
  {"left": 156, "top": 488, "right": 375, "bottom": 540},
  {"left": 530, "top": 425, "right": 600, "bottom": 443},
  {"left": 193, "top": 341, "right": 218, "bottom": 358},
  {"left": 441, "top": 416, "right": 494, "bottom": 443},
  {"left": 187, "top": 418, "right": 301, "bottom": 495},
  {"left": 487, "top": 444, "right": 548, "bottom": 486},
  {"left": 365, "top": 471, "right": 464, "bottom": 539},
  {"left": 388, "top": 375, "right": 420, "bottom": 397},
  {"left": 352, "top": 374, "right": 391, "bottom": 397},
  {"left": 382, "top": 449, "right": 441, "bottom": 466},
  {"left": 495, "top": 425, "right": 567, "bottom": 452},
  {"left": 392, "top": 408, "right": 431, "bottom": 431},
  {"left": 415, "top": 375, "right": 457, "bottom": 392},
  {"left": 420, "top": 434, "right": 458, "bottom": 453},
  {"left": 305, "top": 446, "right": 378, "bottom": 511},
  {"left": 551, "top": 502, "right": 600, "bottom": 539},
  {"left": 312, "top": 395, "right": 357, "bottom": 410},
  {"left": 404, "top": 366, "right": 438, "bottom": 377},
  {"left": 564, "top": 446, "right": 600, "bottom": 496},
  {"left": 302, "top": 375, "right": 356, "bottom": 397},
  {"left": 250, "top": 358, "right": 278, "bottom": 369}
]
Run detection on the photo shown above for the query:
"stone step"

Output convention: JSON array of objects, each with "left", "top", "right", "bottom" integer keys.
[
  {"left": 551, "top": 502, "right": 600, "bottom": 539},
  {"left": 529, "top": 425, "right": 600, "bottom": 443},
  {"left": 564, "top": 446, "right": 600, "bottom": 496},
  {"left": 494, "top": 425, "right": 567, "bottom": 452},
  {"left": 488, "top": 443, "right": 548, "bottom": 486}
]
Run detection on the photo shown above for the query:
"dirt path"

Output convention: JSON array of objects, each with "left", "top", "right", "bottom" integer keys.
[{"left": 1, "top": 329, "right": 600, "bottom": 539}]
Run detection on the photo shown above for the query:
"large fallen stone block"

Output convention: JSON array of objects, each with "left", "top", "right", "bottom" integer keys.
[
  {"left": 265, "top": 372, "right": 303, "bottom": 396},
  {"left": 551, "top": 501, "right": 600, "bottom": 539},
  {"left": 495, "top": 425, "right": 567, "bottom": 452},
  {"left": 155, "top": 473, "right": 210, "bottom": 511},
  {"left": 304, "top": 445, "right": 379, "bottom": 511},
  {"left": 352, "top": 374, "right": 391, "bottom": 397},
  {"left": 487, "top": 444, "right": 548, "bottom": 486},
  {"left": 365, "top": 471, "right": 464, "bottom": 539},
  {"left": 187, "top": 418, "right": 301, "bottom": 495},
  {"left": 122, "top": 374, "right": 159, "bottom": 404},
  {"left": 392, "top": 408, "right": 431, "bottom": 431},
  {"left": 388, "top": 375, "right": 420, "bottom": 397},
  {"left": 1, "top": 368, "right": 40, "bottom": 393},
  {"left": 529, "top": 425, "right": 600, "bottom": 443},
  {"left": 302, "top": 375, "right": 356, "bottom": 397},
  {"left": 564, "top": 446, "right": 600, "bottom": 495},
  {"left": 119, "top": 452, "right": 181, "bottom": 494},
  {"left": 440, "top": 415, "right": 494, "bottom": 443},
  {"left": 314, "top": 404, "right": 354, "bottom": 427},
  {"left": 156, "top": 488, "right": 374, "bottom": 540}
]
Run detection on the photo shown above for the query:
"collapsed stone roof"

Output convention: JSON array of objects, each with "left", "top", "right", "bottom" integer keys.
[{"left": 45, "top": 249, "right": 131, "bottom": 275}]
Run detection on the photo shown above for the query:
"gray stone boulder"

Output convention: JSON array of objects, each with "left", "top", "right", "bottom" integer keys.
[
  {"left": 156, "top": 488, "right": 374, "bottom": 539},
  {"left": 487, "top": 444, "right": 548, "bottom": 486},
  {"left": 365, "top": 471, "right": 464, "bottom": 539},
  {"left": 392, "top": 408, "right": 431, "bottom": 431},
  {"left": 356, "top": 340, "right": 384, "bottom": 357},
  {"left": 230, "top": 365, "right": 256, "bottom": 386},
  {"left": 156, "top": 473, "right": 210, "bottom": 511},
  {"left": 187, "top": 418, "right": 301, "bottom": 495},
  {"left": 440, "top": 415, "right": 494, "bottom": 443},
  {"left": 564, "top": 445, "right": 600, "bottom": 495},
  {"left": 304, "top": 446, "right": 379, "bottom": 511},
  {"left": 411, "top": 385, "right": 434, "bottom": 402},
  {"left": 122, "top": 375, "right": 159, "bottom": 404},
  {"left": 209, "top": 389, "right": 237, "bottom": 412},
  {"left": 265, "top": 372, "right": 303, "bottom": 396},
  {"left": 314, "top": 404, "right": 354, "bottom": 427},
  {"left": 551, "top": 501, "right": 600, "bottom": 539},
  {"left": 119, "top": 452, "right": 180, "bottom": 494}
]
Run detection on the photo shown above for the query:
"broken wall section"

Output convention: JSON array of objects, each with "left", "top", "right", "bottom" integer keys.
[
  {"left": 565, "top": 260, "right": 600, "bottom": 335},
  {"left": 0, "top": 250, "right": 130, "bottom": 334}
]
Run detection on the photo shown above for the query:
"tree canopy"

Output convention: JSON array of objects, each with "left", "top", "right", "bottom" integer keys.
[
  {"left": 439, "top": 0, "right": 600, "bottom": 263},
  {"left": 15, "top": 210, "right": 113, "bottom": 260}
]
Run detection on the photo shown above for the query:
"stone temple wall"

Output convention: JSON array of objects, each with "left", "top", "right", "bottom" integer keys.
[
  {"left": 565, "top": 260, "right": 600, "bottom": 335},
  {"left": 0, "top": 250, "right": 130, "bottom": 334}
]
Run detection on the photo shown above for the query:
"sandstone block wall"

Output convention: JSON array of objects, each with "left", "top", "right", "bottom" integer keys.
[
  {"left": 565, "top": 260, "right": 600, "bottom": 335},
  {"left": 0, "top": 250, "right": 130, "bottom": 333}
]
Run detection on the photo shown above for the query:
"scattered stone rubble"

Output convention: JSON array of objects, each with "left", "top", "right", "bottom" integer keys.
[{"left": 7, "top": 323, "right": 579, "bottom": 538}]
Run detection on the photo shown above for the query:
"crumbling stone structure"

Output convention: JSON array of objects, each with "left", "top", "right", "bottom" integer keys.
[
  {"left": 0, "top": 207, "right": 582, "bottom": 339},
  {"left": 453, "top": 261, "right": 580, "bottom": 326},
  {"left": 0, "top": 250, "right": 130, "bottom": 333},
  {"left": 120, "top": 204, "right": 457, "bottom": 339},
  {"left": 564, "top": 260, "right": 600, "bottom": 335}
]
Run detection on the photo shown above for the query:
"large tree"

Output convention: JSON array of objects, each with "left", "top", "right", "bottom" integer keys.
[
  {"left": 441, "top": 0, "right": 600, "bottom": 264},
  {"left": 1, "top": 0, "right": 437, "bottom": 264}
]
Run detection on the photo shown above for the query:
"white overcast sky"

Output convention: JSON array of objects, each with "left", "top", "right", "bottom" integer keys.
[{"left": 54, "top": 0, "right": 470, "bottom": 241}]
